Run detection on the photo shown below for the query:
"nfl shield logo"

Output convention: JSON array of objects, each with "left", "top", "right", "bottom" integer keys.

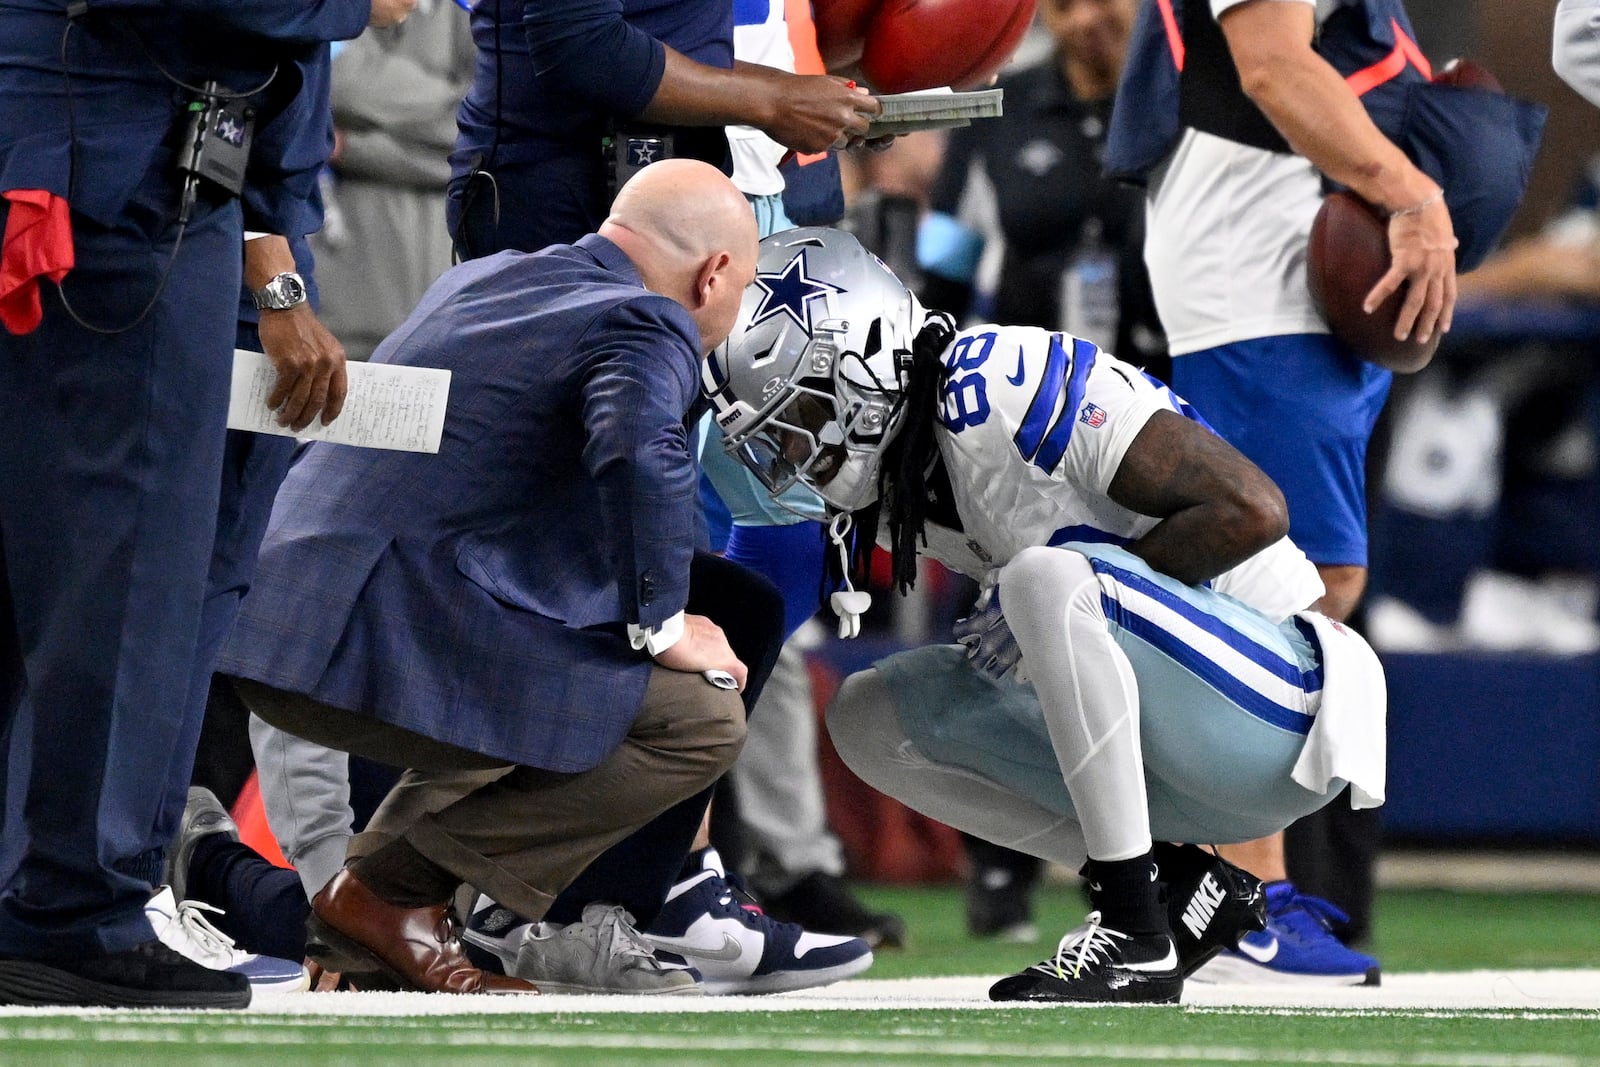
[{"left": 1079, "top": 402, "right": 1107, "bottom": 428}]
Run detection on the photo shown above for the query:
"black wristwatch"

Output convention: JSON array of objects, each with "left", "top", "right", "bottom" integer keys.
[{"left": 250, "top": 271, "right": 308, "bottom": 311}]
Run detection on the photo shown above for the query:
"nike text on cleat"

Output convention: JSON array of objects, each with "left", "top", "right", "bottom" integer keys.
[
  {"left": 1189, "top": 882, "right": 1380, "bottom": 987},
  {"left": 1159, "top": 846, "right": 1268, "bottom": 978},
  {"left": 642, "top": 866, "right": 873, "bottom": 995},
  {"left": 988, "top": 911, "right": 1182, "bottom": 1004}
]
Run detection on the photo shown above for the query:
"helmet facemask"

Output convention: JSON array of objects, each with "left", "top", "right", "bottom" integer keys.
[{"left": 705, "top": 228, "right": 922, "bottom": 516}]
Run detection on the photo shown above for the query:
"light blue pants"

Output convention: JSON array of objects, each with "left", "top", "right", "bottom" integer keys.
[{"left": 827, "top": 544, "right": 1341, "bottom": 864}]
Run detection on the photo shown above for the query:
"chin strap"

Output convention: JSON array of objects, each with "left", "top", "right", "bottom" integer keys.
[{"left": 827, "top": 511, "right": 871, "bottom": 639}]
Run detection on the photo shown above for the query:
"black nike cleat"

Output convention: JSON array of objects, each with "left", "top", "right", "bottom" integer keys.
[
  {"left": 988, "top": 911, "right": 1183, "bottom": 1004},
  {"left": 1159, "top": 845, "right": 1268, "bottom": 977}
]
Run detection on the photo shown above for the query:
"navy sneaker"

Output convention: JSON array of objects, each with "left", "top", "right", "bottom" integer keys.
[
  {"left": 1189, "top": 881, "right": 1380, "bottom": 986},
  {"left": 642, "top": 851, "right": 873, "bottom": 995},
  {"left": 988, "top": 910, "right": 1182, "bottom": 1004}
]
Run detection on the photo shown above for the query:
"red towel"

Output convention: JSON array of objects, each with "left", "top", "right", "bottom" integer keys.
[{"left": 0, "top": 189, "right": 74, "bottom": 336}]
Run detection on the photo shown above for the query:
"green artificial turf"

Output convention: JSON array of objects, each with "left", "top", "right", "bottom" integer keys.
[
  {"left": 855, "top": 883, "right": 1600, "bottom": 978},
  {"left": 4, "top": 885, "right": 1599, "bottom": 1067}
]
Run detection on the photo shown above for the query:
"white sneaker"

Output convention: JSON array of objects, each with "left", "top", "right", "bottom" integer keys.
[{"left": 145, "top": 886, "right": 310, "bottom": 995}]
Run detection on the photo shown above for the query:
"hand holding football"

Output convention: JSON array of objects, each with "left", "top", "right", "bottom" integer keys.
[{"left": 1307, "top": 191, "right": 1442, "bottom": 374}]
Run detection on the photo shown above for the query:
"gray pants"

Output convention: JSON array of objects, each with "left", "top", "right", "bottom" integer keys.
[
  {"left": 247, "top": 715, "right": 355, "bottom": 900},
  {"left": 235, "top": 669, "right": 745, "bottom": 921},
  {"left": 730, "top": 641, "right": 845, "bottom": 895}
]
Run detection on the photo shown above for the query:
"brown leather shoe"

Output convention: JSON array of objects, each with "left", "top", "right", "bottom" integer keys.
[{"left": 309, "top": 868, "right": 536, "bottom": 995}]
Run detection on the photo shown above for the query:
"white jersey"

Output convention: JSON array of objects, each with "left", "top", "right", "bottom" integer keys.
[
  {"left": 1143, "top": 0, "right": 1347, "bottom": 355},
  {"left": 912, "top": 324, "right": 1324, "bottom": 622},
  {"left": 728, "top": 0, "right": 791, "bottom": 198}
]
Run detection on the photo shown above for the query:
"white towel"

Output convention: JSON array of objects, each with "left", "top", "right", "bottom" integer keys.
[{"left": 1292, "top": 612, "right": 1387, "bottom": 809}]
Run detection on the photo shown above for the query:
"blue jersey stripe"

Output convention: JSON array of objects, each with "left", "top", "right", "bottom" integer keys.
[
  {"left": 1013, "top": 332, "right": 1068, "bottom": 462},
  {"left": 1104, "top": 594, "right": 1315, "bottom": 735},
  {"left": 1047, "top": 525, "right": 1132, "bottom": 548},
  {"left": 1031, "top": 337, "right": 1099, "bottom": 473},
  {"left": 1090, "top": 555, "right": 1324, "bottom": 694}
]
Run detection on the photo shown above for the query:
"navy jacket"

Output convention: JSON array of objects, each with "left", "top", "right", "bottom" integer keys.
[
  {"left": 447, "top": 0, "right": 732, "bottom": 252},
  {"left": 0, "top": 0, "right": 365, "bottom": 235},
  {"left": 220, "top": 235, "right": 706, "bottom": 772}
]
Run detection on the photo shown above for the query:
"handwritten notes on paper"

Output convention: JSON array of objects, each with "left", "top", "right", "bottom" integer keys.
[{"left": 227, "top": 349, "right": 451, "bottom": 454}]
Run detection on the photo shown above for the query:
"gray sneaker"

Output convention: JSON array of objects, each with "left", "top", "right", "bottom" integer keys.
[
  {"left": 164, "top": 787, "right": 240, "bottom": 904},
  {"left": 465, "top": 901, "right": 702, "bottom": 996}
]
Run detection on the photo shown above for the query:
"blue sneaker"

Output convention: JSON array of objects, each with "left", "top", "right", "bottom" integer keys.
[
  {"left": 642, "top": 850, "right": 874, "bottom": 995},
  {"left": 1189, "top": 882, "right": 1380, "bottom": 986}
]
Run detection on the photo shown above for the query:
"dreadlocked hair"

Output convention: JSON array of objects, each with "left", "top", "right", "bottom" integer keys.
[
  {"left": 880, "top": 310, "right": 956, "bottom": 595},
  {"left": 818, "top": 310, "right": 957, "bottom": 606}
]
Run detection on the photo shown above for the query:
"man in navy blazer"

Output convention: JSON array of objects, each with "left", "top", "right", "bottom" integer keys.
[{"left": 220, "top": 159, "right": 763, "bottom": 994}]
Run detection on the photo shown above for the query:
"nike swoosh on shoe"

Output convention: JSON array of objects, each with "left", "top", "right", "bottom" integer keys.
[
  {"left": 1236, "top": 935, "right": 1280, "bottom": 964},
  {"left": 645, "top": 933, "right": 746, "bottom": 964},
  {"left": 1123, "top": 942, "right": 1180, "bottom": 973}
]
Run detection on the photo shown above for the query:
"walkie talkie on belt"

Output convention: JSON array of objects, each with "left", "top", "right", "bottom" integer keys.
[
  {"left": 603, "top": 127, "right": 676, "bottom": 203},
  {"left": 176, "top": 81, "right": 255, "bottom": 221}
]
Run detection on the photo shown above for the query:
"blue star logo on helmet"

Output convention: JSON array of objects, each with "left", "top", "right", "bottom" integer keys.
[{"left": 749, "top": 251, "right": 845, "bottom": 335}]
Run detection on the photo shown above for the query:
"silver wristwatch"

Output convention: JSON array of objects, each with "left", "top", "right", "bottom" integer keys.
[{"left": 250, "top": 271, "right": 308, "bottom": 311}]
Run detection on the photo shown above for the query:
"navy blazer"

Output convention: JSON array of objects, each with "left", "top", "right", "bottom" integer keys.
[{"left": 221, "top": 235, "right": 706, "bottom": 772}]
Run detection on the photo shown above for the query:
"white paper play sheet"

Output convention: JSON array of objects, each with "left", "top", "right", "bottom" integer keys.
[{"left": 227, "top": 348, "right": 451, "bottom": 454}]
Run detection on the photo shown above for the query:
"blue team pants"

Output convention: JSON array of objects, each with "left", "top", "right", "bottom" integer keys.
[{"left": 0, "top": 193, "right": 243, "bottom": 957}]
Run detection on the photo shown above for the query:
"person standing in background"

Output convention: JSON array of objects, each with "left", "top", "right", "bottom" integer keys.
[
  {"left": 446, "top": 0, "right": 880, "bottom": 260},
  {"left": 243, "top": 0, "right": 475, "bottom": 919},
  {"left": 1106, "top": 0, "right": 1462, "bottom": 986},
  {"left": 312, "top": 0, "right": 474, "bottom": 361},
  {"left": 919, "top": 0, "right": 1166, "bottom": 380},
  {"left": 0, "top": 0, "right": 377, "bottom": 1008},
  {"left": 1555, "top": 0, "right": 1600, "bottom": 109},
  {"left": 705, "top": 0, "right": 909, "bottom": 952}
]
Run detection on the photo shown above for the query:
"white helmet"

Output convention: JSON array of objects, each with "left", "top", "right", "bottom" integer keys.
[{"left": 703, "top": 227, "right": 925, "bottom": 514}]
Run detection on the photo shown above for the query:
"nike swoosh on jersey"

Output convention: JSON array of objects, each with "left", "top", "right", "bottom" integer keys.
[
  {"left": 645, "top": 932, "right": 747, "bottom": 963},
  {"left": 1007, "top": 348, "right": 1026, "bottom": 386},
  {"left": 1236, "top": 935, "right": 1280, "bottom": 964}
]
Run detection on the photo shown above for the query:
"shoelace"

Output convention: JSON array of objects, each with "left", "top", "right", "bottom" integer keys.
[
  {"left": 722, "top": 873, "right": 767, "bottom": 917},
  {"left": 591, "top": 905, "right": 663, "bottom": 966},
  {"left": 1034, "top": 911, "right": 1129, "bottom": 980},
  {"left": 174, "top": 899, "right": 242, "bottom": 965},
  {"left": 1275, "top": 892, "right": 1351, "bottom": 942}
]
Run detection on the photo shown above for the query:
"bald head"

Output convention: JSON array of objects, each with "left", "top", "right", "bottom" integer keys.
[{"left": 599, "top": 160, "right": 759, "bottom": 354}]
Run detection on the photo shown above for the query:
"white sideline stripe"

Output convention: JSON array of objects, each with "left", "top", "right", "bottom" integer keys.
[
  {"left": 0, "top": 1022, "right": 1594, "bottom": 1066},
  {"left": 1, "top": 971, "right": 1597, "bottom": 1019}
]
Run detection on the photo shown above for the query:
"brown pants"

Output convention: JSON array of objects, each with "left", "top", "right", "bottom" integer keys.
[{"left": 234, "top": 670, "right": 745, "bottom": 921}]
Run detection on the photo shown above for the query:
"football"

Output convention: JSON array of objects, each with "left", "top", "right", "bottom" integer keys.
[
  {"left": 813, "top": 0, "right": 883, "bottom": 70},
  {"left": 1432, "top": 57, "right": 1503, "bottom": 92},
  {"left": 1306, "top": 190, "right": 1441, "bottom": 374},
  {"left": 858, "top": 0, "right": 1037, "bottom": 94}
]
